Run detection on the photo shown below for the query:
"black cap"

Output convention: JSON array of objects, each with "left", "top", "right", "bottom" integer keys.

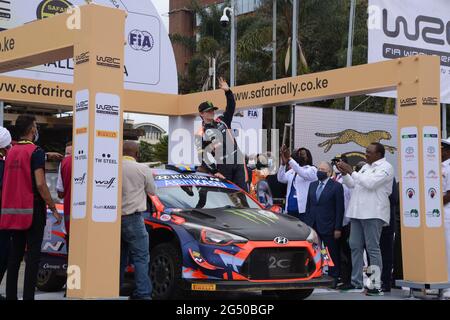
[{"left": 198, "top": 101, "right": 218, "bottom": 113}]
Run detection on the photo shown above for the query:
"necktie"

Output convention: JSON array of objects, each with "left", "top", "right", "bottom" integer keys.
[{"left": 316, "top": 182, "right": 324, "bottom": 202}]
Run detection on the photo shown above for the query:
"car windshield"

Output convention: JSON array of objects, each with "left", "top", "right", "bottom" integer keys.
[{"left": 156, "top": 186, "right": 261, "bottom": 210}]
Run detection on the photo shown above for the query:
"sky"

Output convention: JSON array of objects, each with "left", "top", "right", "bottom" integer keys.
[{"left": 126, "top": 0, "right": 170, "bottom": 132}]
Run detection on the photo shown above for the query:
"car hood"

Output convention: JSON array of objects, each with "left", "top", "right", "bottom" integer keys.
[{"left": 174, "top": 208, "right": 311, "bottom": 241}]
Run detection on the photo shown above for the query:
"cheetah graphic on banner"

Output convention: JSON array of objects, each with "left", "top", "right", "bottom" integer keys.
[{"left": 315, "top": 129, "right": 397, "bottom": 154}]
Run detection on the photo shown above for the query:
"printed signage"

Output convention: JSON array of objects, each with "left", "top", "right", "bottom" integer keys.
[
  {"left": 368, "top": 0, "right": 450, "bottom": 103},
  {"left": 422, "top": 126, "right": 442, "bottom": 228},
  {"left": 91, "top": 93, "right": 121, "bottom": 223},
  {"left": 400, "top": 127, "right": 420, "bottom": 228},
  {"left": 72, "top": 89, "right": 89, "bottom": 219},
  {"left": 0, "top": 0, "right": 178, "bottom": 94}
]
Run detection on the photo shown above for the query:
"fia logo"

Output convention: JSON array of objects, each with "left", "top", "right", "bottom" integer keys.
[
  {"left": 247, "top": 110, "right": 259, "bottom": 119},
  {"left": 129, "top": 30, "right": 154, "bottom": 52}
]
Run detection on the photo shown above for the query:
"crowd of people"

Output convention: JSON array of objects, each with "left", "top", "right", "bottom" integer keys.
[
  {"left": 0, "top": 78, "right": 448, "bottom": 300},
  {"left": 242, "top": 143, "right": 399, "bottom": 296},
  {"left": 196, "top": 79, "right": 448, "bottom": 297}
]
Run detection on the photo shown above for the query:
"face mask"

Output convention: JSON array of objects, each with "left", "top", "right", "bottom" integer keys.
[
  {"left": 248, "top": 161, "right": 256, "bottom": 169},
  {"left": 267, "top": 159, "right": 273, "bottom": 167},
  {"left": 333, "top": 165, "right": 340, "bottom": 174},
  {"left": 317, "top": 171, "right": 328, "bottom": 181},
  {"left": 34, "top": 130, "right": 39, "bottom": 143}
]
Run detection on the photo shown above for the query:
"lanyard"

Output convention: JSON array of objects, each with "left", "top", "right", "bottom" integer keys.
[
  {"left": 18, "top": 140, "right": 35, "bottom": 145},
  {"left": 123, "top": 156, "right": 136, "bottom": 162}
]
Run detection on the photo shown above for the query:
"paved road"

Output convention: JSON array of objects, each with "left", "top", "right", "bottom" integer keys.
[{"left": 0, "top": 263, "right": 443, "bottom": 300}]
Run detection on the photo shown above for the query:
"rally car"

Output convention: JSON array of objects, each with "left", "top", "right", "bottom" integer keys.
[{"left": 38, "top": 165, "right": 334, "bottom": 299}]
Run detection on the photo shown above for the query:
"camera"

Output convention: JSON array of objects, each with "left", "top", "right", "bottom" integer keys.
[
  {"left": 331, "top": 156, "right": 342, "bottom": 166},
  {"left": 220, "top": 13, "right": 230, "bottom": 27}
]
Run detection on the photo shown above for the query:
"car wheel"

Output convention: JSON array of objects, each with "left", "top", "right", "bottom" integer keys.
[
  {"left": 150, "top": 242, "right": 184, "bottom": 300},
  {"left": 36, "top": 268, "right": 66, "bottom": 292},
  {"left": 264, "top": 289, "right": 314, "bottom": 300}
]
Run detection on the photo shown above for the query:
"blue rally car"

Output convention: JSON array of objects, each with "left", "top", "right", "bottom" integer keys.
[{"left": 38, "top": 165, "right": 334, "bottom": 299}]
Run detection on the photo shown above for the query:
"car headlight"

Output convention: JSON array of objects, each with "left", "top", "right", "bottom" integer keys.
[
  {"left": 184, "top": 223, "right": 247, "bottom": 246},
  {"left": 306, "top": 227, "right": 320, "bottom": 246}
]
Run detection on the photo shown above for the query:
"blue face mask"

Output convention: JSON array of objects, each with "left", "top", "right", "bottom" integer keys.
[{"left": 317, "top": 171, "right": 328, "bottom": 181}]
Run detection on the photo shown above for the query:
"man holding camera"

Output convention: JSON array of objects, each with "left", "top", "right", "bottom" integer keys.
[{"left": 336, "top": 143, "right": 394, "bottom": 296}]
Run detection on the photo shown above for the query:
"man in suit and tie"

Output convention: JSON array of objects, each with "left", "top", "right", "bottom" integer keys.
[{"left": 305, "top": 161, "right": 345, "bottom": 285}]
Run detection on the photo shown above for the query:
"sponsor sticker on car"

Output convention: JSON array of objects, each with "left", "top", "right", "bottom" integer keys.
[{"left": 191, "top": 283, "right": 217, "bottom": 291}]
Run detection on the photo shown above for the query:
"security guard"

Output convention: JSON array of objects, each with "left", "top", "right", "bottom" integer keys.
[
  {"left": 0, "top": 115, "right": 62, "bottom": 300},
  {"left": 441, "top": 138, "right": 450, "bottom": 298}
]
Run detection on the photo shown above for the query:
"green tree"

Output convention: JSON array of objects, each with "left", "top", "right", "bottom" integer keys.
[
  {"left": 172, "top": 0, "right": 396, "bottom": 134},
  {"left": 139, "top": 140, "right": 154, "bottom": 162},
  {"left": 152, "top": 135, "right": 169, "bottom": 163},
  {"left": 171, "top": 0, "right": 231, "bottom": 93}
]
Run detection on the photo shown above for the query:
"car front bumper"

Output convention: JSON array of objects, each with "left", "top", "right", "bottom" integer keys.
[{"left": 185, "top": 275, "right": 335, "bottom": 292}]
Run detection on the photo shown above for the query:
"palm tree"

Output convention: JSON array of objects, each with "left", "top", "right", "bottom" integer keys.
[{"left": 171, "top": 0, "right": 231, "bottom": 93}]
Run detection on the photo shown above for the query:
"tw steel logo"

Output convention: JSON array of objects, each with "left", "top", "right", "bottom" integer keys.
[
  {"left": 96, "top": 56, "right": 121, "bottom": 69},
  {"left": 383, "top": 9, "right": 450, "bottom": 46}
]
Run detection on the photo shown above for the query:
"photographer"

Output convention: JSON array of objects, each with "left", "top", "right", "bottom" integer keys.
[{"left": 331, "top": 155, "right": 353, "bottom": 289}]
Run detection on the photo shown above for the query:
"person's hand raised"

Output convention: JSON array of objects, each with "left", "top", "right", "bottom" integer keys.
[{"left": 218, "top": 77, "right": 230, "bottom": 92}]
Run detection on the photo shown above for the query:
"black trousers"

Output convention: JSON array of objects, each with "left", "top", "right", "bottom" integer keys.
[
  {"left": 393, "top": 217, "right": 403, "bottom": 283},
  {"left": 6, "top": 203, "right": 46, "bottom": 300},
  {"left": 217, "top": 163, "right": 249, "bottom": 192},
  {"left": 0, "top": 230, "right": 10, "bottom": 285},
  {"left": 380, "top": 224, "right": 395, "bottom": 290},
  {"left": 338, "top": 224, "right": 352, "bottom": 285}
]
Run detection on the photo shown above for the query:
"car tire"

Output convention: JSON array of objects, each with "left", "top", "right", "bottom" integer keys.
[
  {"left": 36, "top": 268, "right": 66, "bottom": 292},
  {"left": 150, "top": 241, "right": 184, "bottom": 300},
  {"left": 264, "top": 289, "right": 314, "bottom": 300}
]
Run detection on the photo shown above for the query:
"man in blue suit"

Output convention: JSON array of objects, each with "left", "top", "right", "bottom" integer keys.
[{"left": 305, "top": 161, "right": 345, "bottom": 285}]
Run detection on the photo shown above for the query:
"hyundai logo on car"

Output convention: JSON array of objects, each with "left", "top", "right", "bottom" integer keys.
[{"left": 274, "top": 236, "right": 289, "bottom": 245}]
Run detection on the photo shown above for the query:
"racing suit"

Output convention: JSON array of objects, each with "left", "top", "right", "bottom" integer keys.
[{"left": 196, "top": 90, "right": 249, "bottom": 192}]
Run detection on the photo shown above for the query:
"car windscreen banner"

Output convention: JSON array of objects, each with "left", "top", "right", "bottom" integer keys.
[
  {"left": 368, "top": 0, "right": 450, "bottom": 103},
  {"left": 154, "top": 174, "right": 241, "bottom": 190}
]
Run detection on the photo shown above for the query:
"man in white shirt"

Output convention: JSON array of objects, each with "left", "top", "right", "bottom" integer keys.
[
  {"left": 336, "top": 142, "right": 394, "bottom": 296},
  {"left": 277, "top": 145, "right": 317, "bottom": 221},
  {"left": 441, "top": 138, "right": 450, "bottom": 298}
]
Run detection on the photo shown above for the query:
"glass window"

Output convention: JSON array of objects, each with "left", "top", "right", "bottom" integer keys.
[{"left": 157, "top": 186, "right": 261, "bottom": 210}]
